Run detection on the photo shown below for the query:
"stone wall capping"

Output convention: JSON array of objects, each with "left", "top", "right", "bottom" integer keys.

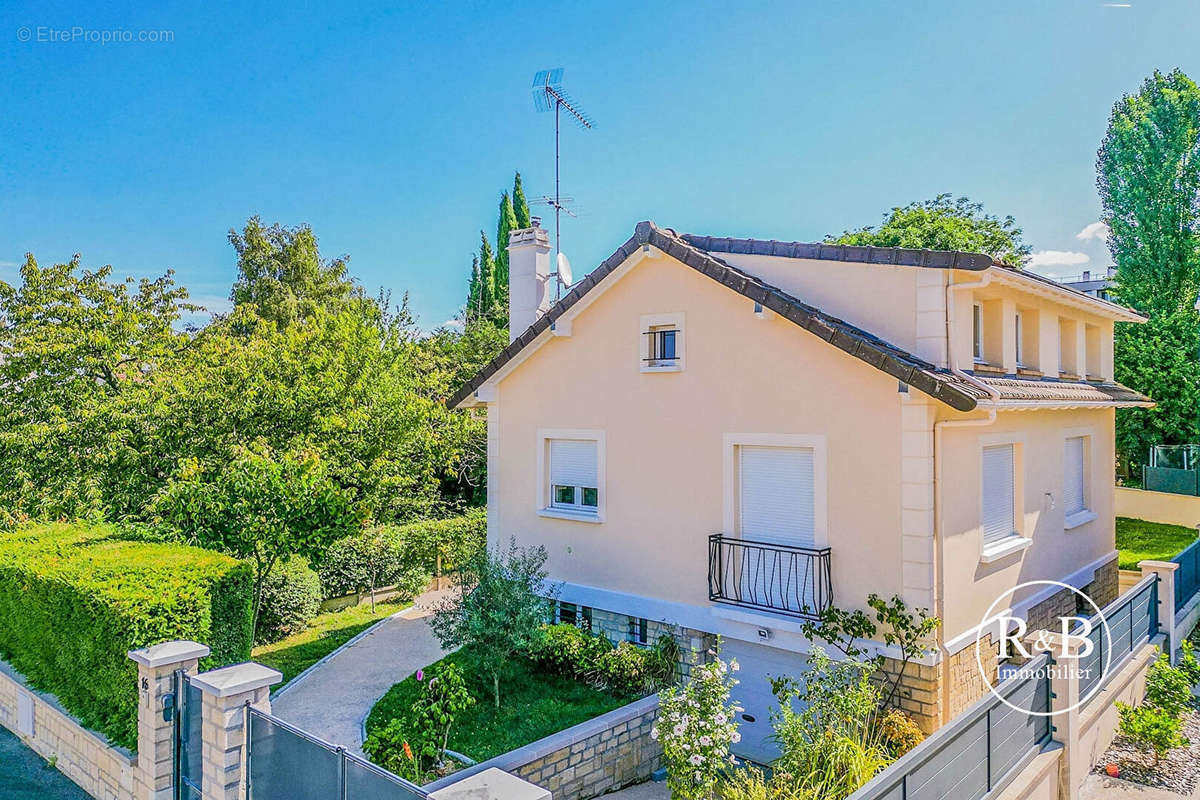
[
  {"left": 190, "top": 662, "right": 282, "bottom": 698},
  {"left": 430, "top": 767, "right": 551, "bottom": 800},
  {"left": 127, "top": 640, "right": 211, "bottom": 669}
]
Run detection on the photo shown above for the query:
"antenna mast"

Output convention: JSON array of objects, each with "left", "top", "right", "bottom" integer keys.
[{"left": 532, "top": 69, "right": 593, "bottom": 299}]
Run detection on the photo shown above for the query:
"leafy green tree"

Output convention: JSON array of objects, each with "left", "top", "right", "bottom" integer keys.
[
  {"left": 428, "top": 538, "right": 555, "bottom": 708},
  {"left": 229, "top": 216, "right": 358, "bottom": 328},
  {"left": 1099, "top": 69, "right": 1200, "bottom": 469},
  {"left": 827, "top": 194, "right": 1031, "bottom": 267},
  {"left": 513, "top": 171, "right": 531, "bottom": 229},
  {"left": 0, "top": 254, "right": 198, "bottom": 520},
  {"left": 153, "top": 443, "right": 363, "bottom": 634}
]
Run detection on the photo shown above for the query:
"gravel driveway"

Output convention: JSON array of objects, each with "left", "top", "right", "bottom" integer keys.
[{"left": 269, "top": 589, "right": 451, "bottom": 757}]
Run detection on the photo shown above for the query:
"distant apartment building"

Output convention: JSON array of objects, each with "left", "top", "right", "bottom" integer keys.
[{"left": 1058, "top": 266, "right": 1116, "bottom": 301}]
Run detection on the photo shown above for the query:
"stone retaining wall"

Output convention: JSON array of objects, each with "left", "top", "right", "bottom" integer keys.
[
  {"left": 425, "top": 694, "right": 662, "bottom": 800},
  {"left": 0, "top": 658, "right": 138, "bottom": 800}
]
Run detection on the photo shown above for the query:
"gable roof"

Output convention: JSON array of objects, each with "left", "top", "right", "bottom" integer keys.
[{"left": 447, "top": 221, "right": 1150, "bottom": 412}]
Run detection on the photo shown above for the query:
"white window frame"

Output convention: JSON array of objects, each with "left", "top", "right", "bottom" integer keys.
[
  {"left": 972, "top": 303, "right": 984, "bottom": 363},
  {"left": 978, "top": 433, "right": 1031, "bottom": 563},
  {"left": 640, "top": 312, "right": 685, "bottom": 373},
  {"left": 537, "top": 428, "right": 605, "bottom": 523},
  {"left": 1062, "top": 428, "right": 1097, "bottom": 530},
  {"left": 721, "top": 433, "right": 828, "bottom": 548}
]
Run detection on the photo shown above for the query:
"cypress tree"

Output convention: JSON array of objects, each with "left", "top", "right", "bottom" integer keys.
[
  {"left": 513, "top": 171, "right": 531, "bottom": 229},
  {"left": 466, "top": 255, "right": 482, "bottom": 320},
  {"left": 496, "top": 191, "right": 518, "bottom": 299},
  {"left": 478, "top": 231, "right": 497, "bottom": 317}
]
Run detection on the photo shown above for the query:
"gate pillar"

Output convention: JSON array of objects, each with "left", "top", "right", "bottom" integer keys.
[
  {"left": 128, "top": 641, "right": 212, "bottom": 800},
  {"left": 190, "top": 662, "right": 282, "bottom": 800}
]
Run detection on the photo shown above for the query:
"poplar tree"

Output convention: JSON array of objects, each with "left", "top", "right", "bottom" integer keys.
[{"left": 1098, "top": 68, "right": 1200, "bottom": 469}]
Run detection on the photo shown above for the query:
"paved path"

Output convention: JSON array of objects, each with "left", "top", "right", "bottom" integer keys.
[
  {"left": 0, "top": 726, "right": 92, "bottom": 800},
  {"left": 270, "top": 589, "right": 451, "bottom": 757}
]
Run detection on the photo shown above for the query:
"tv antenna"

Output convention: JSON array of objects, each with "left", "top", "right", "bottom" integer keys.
[{"left": 532, "top": 68, "right": 593, "bottom": 299}]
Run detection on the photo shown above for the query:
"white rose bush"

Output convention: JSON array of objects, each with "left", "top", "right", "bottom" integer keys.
[{"left": 651, "top": 648, "right": 742, "bottom": 800}]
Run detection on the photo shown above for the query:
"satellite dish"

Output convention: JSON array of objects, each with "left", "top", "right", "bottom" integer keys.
[{"left": 557, "top": 252, "right": 573, "bottom": 287}]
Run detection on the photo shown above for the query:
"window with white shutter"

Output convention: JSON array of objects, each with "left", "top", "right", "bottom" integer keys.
[
  {"left": 738, "top": 446, "right": 816, "bottom": 547},
  {"left": 1064, "top": 436, "right": 1087, "bottom": 516},
  {"left": 549, "top": 439, "right": 599, "bottom": 512},
  {"left": 981, "top": 444, "right": 1016, "bottom": 544}
]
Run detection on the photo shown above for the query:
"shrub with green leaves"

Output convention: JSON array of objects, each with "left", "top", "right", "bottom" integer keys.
[
  {"left": 255, "top": 556, "right": 322, "bottom": 644},
  {"left": 1118, "top": 701, "right": 1187, "bottom": 763},
  {"left": 0, "top": 522, "right": 253, "bottom": 749},
  {"left": 317, "top": 511, "right": 484, "bottom": 598},
  {"left": 1144, "top": 652, "right": 1194, "bottom": 718},
  {"left": 528, "top": 623, "right": 613, "bottom": 675},
  {"left": 528, "top": 623, "right": 679, "bottom": 696}
]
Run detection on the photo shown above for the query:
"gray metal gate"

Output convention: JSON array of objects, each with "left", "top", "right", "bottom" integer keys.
[
  {"left": 174, "top": 671, "right": 204, "bottom": 800},
  {"left": 246, "top": 707, "right": 428, "bottom": 800}
]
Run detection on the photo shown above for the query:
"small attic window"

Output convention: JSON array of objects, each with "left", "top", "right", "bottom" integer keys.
[{"left": 640, "top": 313, "right": 685, "bottom": 373}]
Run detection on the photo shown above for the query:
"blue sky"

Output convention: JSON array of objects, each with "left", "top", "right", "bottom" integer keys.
[{"left": 1, "top": 0, "right": 1197, "bottom": 329}]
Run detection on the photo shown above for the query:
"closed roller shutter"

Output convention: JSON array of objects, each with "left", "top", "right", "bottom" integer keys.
[
  {"left": 739, "top": 446, "right": 815, "bottom": 547},
  {"left": 1064, "top": 436, "right": 1086, "bottom": 515},
  {"left": 982, "top": 444, "right": 1015, "bottom": 543},
  {"left": 550, "top": 439, "right": 597, "bottom": 488}
]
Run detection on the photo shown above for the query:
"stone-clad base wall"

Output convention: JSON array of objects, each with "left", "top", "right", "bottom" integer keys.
[
  {"left": 0, "top": 658, "right": 139, "bottom": 800},
  {"left": 426, "top": 694, "right": 662, "bottom": 800},
  {"left": 576, "top": 606, "right": 716, "bottom": 682},
  {"left": 939, "top": 553, "right": 1121, "bottom": 726}
]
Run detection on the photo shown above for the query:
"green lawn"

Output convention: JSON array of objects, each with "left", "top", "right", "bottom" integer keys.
[
  {"left": 365, "top": 650, "right": 633, "bottom": 762},
  {"left": 253, "top": 601, "right": 406, "bottom": 685},
  {"left": 1115, "top": 516, "right": 1198, "bottom": 570}
]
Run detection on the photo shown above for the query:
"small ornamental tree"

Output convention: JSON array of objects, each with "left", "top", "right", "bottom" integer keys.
[
  {"left": 153, "top": 443, "right": 363, "bottom": 635},
  {"left": 652, "top": 648, "right": 742, "bottom": 800},
  {"left": 411, "top": 663, "right": 475, "bottom": 774},
  {"left": 428, "top": 538, "right": 554, "bottom": 708}
]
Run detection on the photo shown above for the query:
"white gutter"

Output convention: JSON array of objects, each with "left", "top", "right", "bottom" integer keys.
[{"left": 931, "top": 270, "right": 1000, "bottom": 724}]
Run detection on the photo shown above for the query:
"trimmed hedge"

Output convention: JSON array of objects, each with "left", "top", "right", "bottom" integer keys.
[
  {"left": 0, "top": 523, "right": 253, "bottom": 749},
  {"left": 318, "top": 509, "right": 484, "bottom": 598}
]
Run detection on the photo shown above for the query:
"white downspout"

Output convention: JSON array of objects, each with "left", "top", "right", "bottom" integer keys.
[{"left": 932, "top": 269, "right": 1000, "bottom": 724}]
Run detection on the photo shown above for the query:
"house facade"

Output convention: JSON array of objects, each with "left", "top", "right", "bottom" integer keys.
[{"left": 451, "top": 221, "right": 1149, "bottom": 762}]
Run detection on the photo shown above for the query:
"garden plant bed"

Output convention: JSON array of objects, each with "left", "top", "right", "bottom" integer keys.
[
  {"left": 1093, "top": 701, "right": 1200, "bottom": 795},
  {"left": 1116, "top": 517, "right": 1197, "bottom": 570},
  {"left": 365, "top": 649, "right": 638, "bottom": 765}
]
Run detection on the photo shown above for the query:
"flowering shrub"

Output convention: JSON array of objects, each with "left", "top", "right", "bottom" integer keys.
[{"left": 651, "top": 649, "right": 741, "bottom": 800}]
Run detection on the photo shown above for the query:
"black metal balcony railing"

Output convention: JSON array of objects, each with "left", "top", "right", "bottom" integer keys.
[{"left": 708, "top": 533, "right": 833, "bottom": 619}]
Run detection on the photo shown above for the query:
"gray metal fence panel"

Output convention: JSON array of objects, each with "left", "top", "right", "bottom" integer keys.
[
  {"left": 345, "top": 753, "right": 427, "bottom": 800},
  {"left": 246, "top": 708, "right": 428, "bottom": 800},
  {"left": 847, "top": 653, "right": 1052, "bottom": 800},
  {"left": 1173, "top": 538, "right": 1200, "bottom": 609},
  {"left": 248, "top": 712, "right": 343, "bottom": 800}
]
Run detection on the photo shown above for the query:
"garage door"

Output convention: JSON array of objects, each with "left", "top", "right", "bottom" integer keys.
[{"left": 720, "top": 639, "right": 809, "bottom": 765}]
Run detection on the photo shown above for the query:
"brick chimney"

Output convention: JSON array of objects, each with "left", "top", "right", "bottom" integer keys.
[{"left": 507, "top": 218, "right": 552, "bottom": 342}]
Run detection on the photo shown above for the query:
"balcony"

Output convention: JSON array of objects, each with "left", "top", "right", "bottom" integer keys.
[{"left": 707, "top": 533, "right": 833, "bottom": 620}]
